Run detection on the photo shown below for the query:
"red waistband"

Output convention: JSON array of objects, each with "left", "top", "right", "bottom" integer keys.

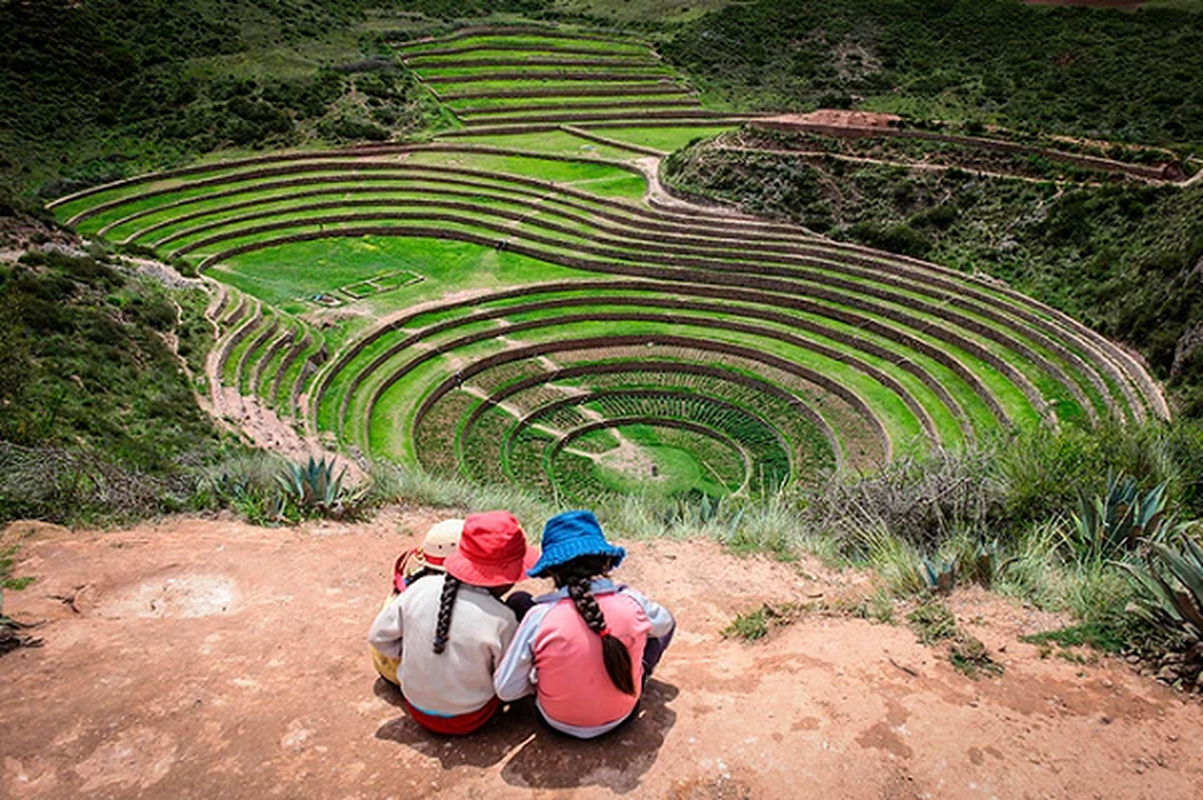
[{"left": 402, "top": 695, "right": 500, "bottom": 736}]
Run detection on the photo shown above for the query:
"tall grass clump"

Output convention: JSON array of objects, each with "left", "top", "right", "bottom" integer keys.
[
  {"left": 599, "top": 486, "right": 839, "bottom": 563},
  {"left": 368, "top": 460, "right": 553, "bottom": 532},
  {"left": 194, "top": 450, "right": 292, "bottom": 522}
]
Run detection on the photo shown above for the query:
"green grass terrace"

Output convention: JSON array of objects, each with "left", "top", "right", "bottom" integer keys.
[
  {"left": 47, "top": 130, "right": 1167, "bottom": 503},
  {"left": 395, "top": 26, "right": 752, "bottom": 133}
]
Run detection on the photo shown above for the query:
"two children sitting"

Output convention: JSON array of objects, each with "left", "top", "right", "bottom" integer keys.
[{"left": 368, "top": 509, "right": 674, "bottom": 738}]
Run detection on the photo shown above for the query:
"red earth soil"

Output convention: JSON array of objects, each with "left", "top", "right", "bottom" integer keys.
[{"left": 2, "top": 512, "right": 1201, "bottom": 799}]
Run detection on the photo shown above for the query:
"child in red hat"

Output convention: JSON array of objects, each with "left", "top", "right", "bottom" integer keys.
[{"left": 368, "top": 510, "right": 537, "bottom": 735}]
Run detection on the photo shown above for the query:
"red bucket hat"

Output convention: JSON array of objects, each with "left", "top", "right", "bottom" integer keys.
[{"left": 444, "top": 510, "right": 538, "bottom": 588}]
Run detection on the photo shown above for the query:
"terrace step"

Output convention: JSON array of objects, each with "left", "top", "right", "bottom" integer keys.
[
  {"left": 423, "top": 72, "right": 673, "bottom": 85},
  {"left": 56, "top": 143, "right": 1169, "bottom": 492},
  {"left": 169, "top": 204, "right": 1096, "bottom": 426},
  {"left": 407, "top": 58, "right": 660, "bottom": 70},
  {"left": 237, "top": 315, "right": 281, "bottom": 396},
  {"left": 251, "top": 319, "right": 300, "bottom": 402},
  {"left": 458, "top": 109, "right": 728, "bottom": 127},
  {"left": 435, "top": 84, "right": 692, "bottom": 101},
  {"left": 453, "top": 98, "right": 702, "bottom": 116}
]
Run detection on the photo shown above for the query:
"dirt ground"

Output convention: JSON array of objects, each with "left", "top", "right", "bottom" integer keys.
[{"left": 2, "top": 511, "right": 1201, "bottom": 800}]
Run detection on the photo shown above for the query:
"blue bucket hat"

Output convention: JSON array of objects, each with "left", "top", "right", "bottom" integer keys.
[{"left": 528, "top": 510, "right": 626, "bottom": 577}]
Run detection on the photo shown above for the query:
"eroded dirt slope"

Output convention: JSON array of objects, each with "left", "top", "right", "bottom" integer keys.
[{"left": 1, "top": 512, "right": 1200, "bottom": 799}]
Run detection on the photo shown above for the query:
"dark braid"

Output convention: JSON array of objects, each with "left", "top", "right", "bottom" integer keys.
[
  {"left": 432, "top": 575, "right": 461, "bottom": 655},
  {"left": 555, "top": 556, "right": 635, "bottom": 695},
  {"left": 405, "top": 566, "right": 439, "bottom": 587},
  {"left": 566, "top": 574, "right": 607, "bottom": 633}
]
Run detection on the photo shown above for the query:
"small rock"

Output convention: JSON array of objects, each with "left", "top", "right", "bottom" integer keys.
[
  {"left": 1100, "top": 715, "right": 1112, "bottom": 725},
  {"left": 1126, "top": 655, "right": 1142, "bottom": 665}
]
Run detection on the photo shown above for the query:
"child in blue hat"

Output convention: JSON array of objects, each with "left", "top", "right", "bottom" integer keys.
[{"left": 494, "top": 510, "right": 675, "bottom": 738}]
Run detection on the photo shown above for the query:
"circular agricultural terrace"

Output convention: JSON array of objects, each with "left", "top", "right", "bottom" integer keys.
[{"left": 48, "top": 27, "right": 1168, "bottom": 505}]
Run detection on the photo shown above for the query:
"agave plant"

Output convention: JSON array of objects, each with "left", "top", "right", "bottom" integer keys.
[
  {"left": 275, "top": 456, "right": 361, "bottom": 518},
  {"left": 974, "top": 539, "right": 1002, "bottom": 588},
  {"left": 922, "top": 556, "right": 957, "bottom": 594},
  {"left": 663, "top": 490, "right": 731, "bottom": 528},
  {"left": 1063, "top": 470, "right": 1170, "bottom": 566},
  {"left": 1119, "top": 533, "right": 1203, "bottom": 643}
]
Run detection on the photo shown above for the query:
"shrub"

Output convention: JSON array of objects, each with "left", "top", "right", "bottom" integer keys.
[
  {"left": 318, "top": 115, "right": 390, "bottom": 142},
  {"left": 845, "top": 222, "right": 933, "bottom": 258},
  {"left": 906, "top": 601, "right": 957, "bottom": 645}
]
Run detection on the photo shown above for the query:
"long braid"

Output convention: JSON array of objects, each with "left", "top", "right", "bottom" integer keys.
[
  {"left": 566, "top": 573, "right": 608, "bottom": 634},
  {"left": 432, "top": 575, "right": 461, "bottom": 654},
  {"left": 559, "top": 558, "right": 635, "bottom": 695}
]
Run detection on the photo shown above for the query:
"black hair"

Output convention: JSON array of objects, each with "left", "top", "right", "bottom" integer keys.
[
  {"left": 548, "top": 554, "right": 635, "bottom": 695},
  {"left": 432, "top": 574, "right": 461, "bottom": 655},
  {"left": 405, "top": 566, "right": 439, "bottom": 587}
]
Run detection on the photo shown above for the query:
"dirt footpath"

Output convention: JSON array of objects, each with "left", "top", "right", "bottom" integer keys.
[{"left": 2, "top": 511, "right": 1201, "bottom": 799}]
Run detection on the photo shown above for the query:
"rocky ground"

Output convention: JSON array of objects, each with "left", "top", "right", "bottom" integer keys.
[{"left": 2, "top": 511, "right": 1201, "bottom": 799}]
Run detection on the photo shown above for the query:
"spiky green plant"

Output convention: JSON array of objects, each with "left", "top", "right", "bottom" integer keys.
[
  {"left": 970, "top": 539, "right": 1002, "bottom": 589},
  {"left": 276, "top": 456, "right": 363, "bottom": 519},
  {"left": 922, "top": 556, "right": 957, "bottom": 594},
  {"left": 1119, "top": 533, "right": 1203, "bottom": 643},
  {"left": 1062, "top": 470, "right": 1170, "bottom": 566}
]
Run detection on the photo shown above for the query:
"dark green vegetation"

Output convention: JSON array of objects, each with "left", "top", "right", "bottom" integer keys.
[
  {"left": 661, "top": 0, "right": 1203, "bottom": 147},
  {"left": 720, "top": 602, "right": 804, "bottom": 642},
  {"left": 0, "top": 0, "right": 448, "bottom": 203}
]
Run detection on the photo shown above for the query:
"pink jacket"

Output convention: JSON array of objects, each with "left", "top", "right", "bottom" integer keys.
[{"left": 494, "top": 579, "right": 674, "bottom": 737}]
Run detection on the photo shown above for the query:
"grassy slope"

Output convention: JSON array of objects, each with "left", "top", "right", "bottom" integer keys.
[{"left": 0, "top": 247, "right": 232, "bottom": 523}]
